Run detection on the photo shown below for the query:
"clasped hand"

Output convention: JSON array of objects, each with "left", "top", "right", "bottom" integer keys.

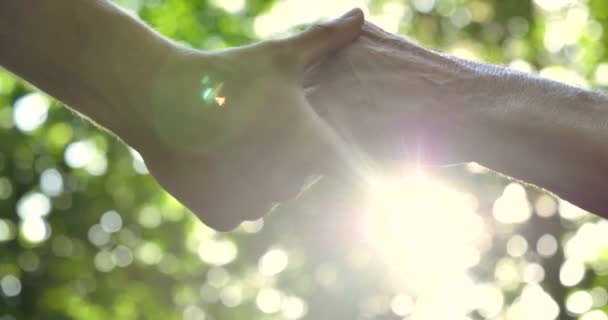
[{"left": 140, "top": 11, "right": 502, "bottom": 231}]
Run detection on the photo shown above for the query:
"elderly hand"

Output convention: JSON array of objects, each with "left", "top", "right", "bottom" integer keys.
[{"left": 304, "top": 21, "right": 497, "bottom": 173}]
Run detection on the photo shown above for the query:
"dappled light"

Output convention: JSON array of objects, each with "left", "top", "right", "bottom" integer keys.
[
  {"left": 1, "top": 0, "right": 608, "bottom": 319},
  {"left": 364, "top": 173, "right": 485, "bottom": 298}
]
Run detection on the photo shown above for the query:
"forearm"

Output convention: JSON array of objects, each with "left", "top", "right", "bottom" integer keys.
[
  {"left": 307, "top": 22, "right": 608, "bottom": 218},
  {"left": 468, "top": 69, "right": 608, "bottom": 216},
  {"left": 0, "top": 0, "right": 176, "bottom": 148}
]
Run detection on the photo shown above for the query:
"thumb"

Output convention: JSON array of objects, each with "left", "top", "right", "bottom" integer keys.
[{"left": 289, "top": 8, "right": 364, "bottom": 69}]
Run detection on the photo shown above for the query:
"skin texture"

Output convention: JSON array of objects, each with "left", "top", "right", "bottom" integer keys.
[
  {"left": 305, "top": 22, "right": 608, "bottom": 218},
  {"left": 2, "top": 1, "right": 608, "bottom": 230},
  {"left": 0, "top": 0, "right": 365, "bottom": 231}
]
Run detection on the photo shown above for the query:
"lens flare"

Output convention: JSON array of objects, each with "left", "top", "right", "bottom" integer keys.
[
  {"left": 202, "top": 88, "right": 214, "bottom": 101},
  {"left": 215, "top": 96, "right": 226, "bottom": 107},
  {"left": 363, "top": 172, "right": 488, "bottom": 318},
  {"left": 200, "top": 75, "right": 226, "bottom": 107}
]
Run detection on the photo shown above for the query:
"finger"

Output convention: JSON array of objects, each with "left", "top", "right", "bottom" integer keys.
[{"left": 288, "top": 8, "right": 364, "bottom": 69}]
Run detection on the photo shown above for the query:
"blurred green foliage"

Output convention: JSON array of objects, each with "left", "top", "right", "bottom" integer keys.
[{"left": 1, "top": 0, "right": 608, "bottom": 319}]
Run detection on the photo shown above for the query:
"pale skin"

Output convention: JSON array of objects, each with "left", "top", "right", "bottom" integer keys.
[
  {"left": 0, "top": 0, "right": 365, "bottom": 231},
  {"left": 306, "top": 22, "right": 608, "bottom": 217},
  {"left": 1, "top": 1, "right": 607, "bottom": 232}
]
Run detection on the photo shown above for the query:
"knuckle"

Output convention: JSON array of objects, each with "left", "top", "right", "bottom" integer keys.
[{"left": 310, "top": 22, "right": 337, "bottom": 36}]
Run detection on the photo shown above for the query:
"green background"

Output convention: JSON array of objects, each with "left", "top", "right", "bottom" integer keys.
[{"left": 1, "top": 0, "right": 608, "bottom": 319}]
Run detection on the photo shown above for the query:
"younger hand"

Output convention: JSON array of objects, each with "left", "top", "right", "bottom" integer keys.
[{"left": 138, "top": 9, "right": 364, "bottom": 231}]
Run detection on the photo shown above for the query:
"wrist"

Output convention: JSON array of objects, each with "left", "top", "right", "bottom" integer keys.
[
  {"left": 127, "top": 47, "right": 235, "bottom": 159},
  {"left": 103, "top": 40, "right": 181, "bottom": 154},
  {"left": 64, "top": 0, "right": 186, "bottom": 154}
]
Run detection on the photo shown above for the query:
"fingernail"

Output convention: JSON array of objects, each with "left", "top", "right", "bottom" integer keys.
[{"left": 340, "top": 8, "right": 362, "bottom": 20}]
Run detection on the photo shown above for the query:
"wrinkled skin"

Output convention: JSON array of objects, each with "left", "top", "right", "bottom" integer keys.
[
  {"left": 303, "top": 21, "right": 608, "bottom": 222},
  {"left": 305, "top": 21, "right": 496, "bottom": 174},
  {"left": 143, "top": 20, "right": 496, "bottom": 232}
]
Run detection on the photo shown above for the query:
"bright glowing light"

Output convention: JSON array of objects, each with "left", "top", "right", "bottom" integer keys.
[
  {"left": 20, "top": 217, "right": 50, "bottom": 243},
  {"left": 391, "top": 294, "right": 414, "bottom": 316},
  {"left": 256, "top": 288, "right": 282, "bottom": 313},
  {"left": 253, "top": 0, "right": 368, "bottom": 38},
  {"left": 0, "top": 275, "right": 22, "bottom": 297},
  {"left": 17, "top": 192, "right": 51, "bottom": 220},
  {"left": 537, "top": 234, "right": 559, "bottom": 257},
  {"left": 475, "top": 284, "right": 504, "bottom": 318},
  {"left": 112, "top": 245, "right": 133, "bottom": 267},
  {"left": 363, "top": 172, "right": 486, "bottom": 318},
  {"left": 129, "top": 147, "right": 149, "bottom": 174},
  {"left": 13, "top": 93, "right": 49, "bottom": 132},
  {"left": 560, "top": 259, "right": 586, "bottom": 287},
  {"left": 198, "top": 238, "right": 237, "bottom": 266},
  {"left": 523, "top": 263, "right": 545, "bottom": 284},
  {"left": 591, "top": 287, "right": 608, "bottom": 307},
  {"left": 493, "top": 183, "right": 531, "bottom": 224},
  {"left": 506, "top": 234, "right": 528, "bottom": 257},
  {"left": 567, "top": 290, "right": 593, "bottom": 314},
  {"left": 533, "top": 0, "right": 575, "bottom": 12},
  {"left": 510, "top": 59, "right": 535, "bottom": 74},
  {"left": 281, "top": 296, "right": 307, "bottom": 319},
  {"left": 259, "top": 248, "right": 289, "bottom": 276},
  {"left": 40, "top": 168, "right": 63, "bottom": 196},
  {"left": 94, "top": 250, "right": 115, "bottom": 272},
  {"left": 367, "top": 1, "right": 408, "bottom": 33},
  {"left": 65, "top": 140, "right": 96, "bottom": 168},
  {"left": 559, "top": 199, "right": 590, "bottom": 220},
  {"left": 543, "top": 8, "right": 588, "bottom": 53},
  {"left": 64, "top": 140, "right": 107, "bottom": 175},
  {"left": 595, "top": 63, "right": 608, "bottom": 86},
  {"left": 183, "top": 305, "right": 207, "bottom": 320},
  {"left": 539, "top": 67, "right": 589, "bottom": 89},
  {"left": 0, "top": 219, "right": 15, "bottom": 242},
  {"left": 450, "top": 7, "right": 472, "bottom": 28},
  {"left": 239, "top": 218, "right": 264, "bottom": 233},
  {"left": 88, "top": 224, "right": 110, "bottom": 247},
  {"left": 412, "top": 0, "right": 436, "bottom": 13},
  {"left": 137, "top": 242, "right": 163, "bottom": 265},
  {"left": 100, "top": 210, "right": 122, "bottom": 233},
  {"left": 138, "top": 206, "right": 162, "bottom": 229},
  {"left": 202, "top": 88, "right": 214, "bottom": 100},
  {"left": 495, "top": 257, "right": 521, "bottom": 289},
  {"left": 505, "top": 284, "right": 559, "bottom": 320},
  {"left": 581, "top": 310, "right": 608, "bottom": 320},
  {"left": 210, "top": 0, "right": 245, "bottom": 14},
  {"left": 220, "top": 285, "right": 243, "bottom": 307},
  {"left": 215, "top": 96, "right": 226, "bottom": 107},
  {"left": 535, "top": 195, "right": 557, "bottom": 217},
  {"left": 564, "top": 221, "right": 608, "bottom": 263}
]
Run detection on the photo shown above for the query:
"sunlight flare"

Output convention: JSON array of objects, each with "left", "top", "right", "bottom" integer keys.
[{"left": 363, "top": 172, "right": 489, "bottom": 318}]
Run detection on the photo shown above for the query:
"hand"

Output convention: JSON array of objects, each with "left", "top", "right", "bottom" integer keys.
[
  {"left": 135, "top": 9, "right": 364, "bottom": 231},
  {"left": 305, "top": 22, "right": 608, "bottom": 219},
  {"left": 304, "top": 21, "right": 498, "bottom": 171}
]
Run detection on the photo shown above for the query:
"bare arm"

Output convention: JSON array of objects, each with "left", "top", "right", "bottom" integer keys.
[
  {"left": 0, "top": 0, "right": 366, "bottom": 231},
  {"left": 306, "top": 22, "right": 608, "bottom": 218},
  {"left": 472, "top": 69, "right": 608, "bottom": 215},
  {"left": 0, "top": 0, "right": 173, "bottom": 149}
]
